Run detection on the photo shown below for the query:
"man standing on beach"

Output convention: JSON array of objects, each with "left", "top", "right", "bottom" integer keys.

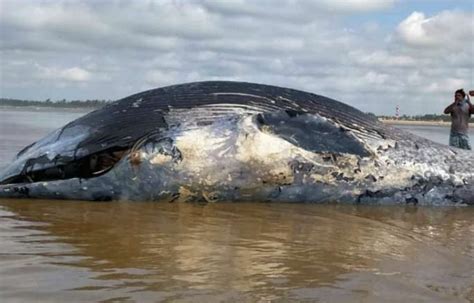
[{"left": 443, "top": 89, "right": 474, "bottom": 150}]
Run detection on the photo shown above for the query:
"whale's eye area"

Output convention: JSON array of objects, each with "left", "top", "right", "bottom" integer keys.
[
  {"left": 88, "top": 149, "right": 128, "bottom": 176},
  {"left": 0, "top": 148, "right": 128, "bottom": 185}
]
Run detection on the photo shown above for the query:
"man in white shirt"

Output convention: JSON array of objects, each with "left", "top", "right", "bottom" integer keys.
[{"left": 443, "top": 89, "right": 474, "bottom": 150}]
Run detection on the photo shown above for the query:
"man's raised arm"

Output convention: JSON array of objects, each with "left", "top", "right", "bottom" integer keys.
[
  {"left": 469, "top": 90, "right": 474, "bottom": 114},
  {"left": 444, "top": 102, "right": 455, "bottom": 114}
]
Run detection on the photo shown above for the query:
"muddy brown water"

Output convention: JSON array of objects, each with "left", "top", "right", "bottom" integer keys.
[{"left": 0, "top": 108, "right": 473, "bottom": 302}]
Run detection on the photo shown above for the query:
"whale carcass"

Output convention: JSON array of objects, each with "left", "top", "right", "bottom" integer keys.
[{"left": 0, "top": 81, "right": 472, "bottom": 205}]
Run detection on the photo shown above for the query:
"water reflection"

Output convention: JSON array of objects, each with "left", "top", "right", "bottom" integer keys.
[{"left": 1, "top": 200, "right": 472, "bottom": 302}]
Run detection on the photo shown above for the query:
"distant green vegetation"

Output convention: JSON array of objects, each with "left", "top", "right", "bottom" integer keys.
[
  {"left": 378, "top": 114, "right": 474, "bottom": 123},
  {"left": 0, "top": 98, "right": 110, "bottom": 109}
]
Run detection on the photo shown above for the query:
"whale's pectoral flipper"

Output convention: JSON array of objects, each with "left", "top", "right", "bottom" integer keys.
[{"left": 255, "top": 111, "right": 371, "bottom": 157}]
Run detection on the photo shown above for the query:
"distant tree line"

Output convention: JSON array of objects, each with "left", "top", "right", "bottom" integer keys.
[
  {"left": 0, "top": 98, "right": 111, "bottom": 109},
  {"left": 378, "top": 114, "right": 474, "bottom": 123}
]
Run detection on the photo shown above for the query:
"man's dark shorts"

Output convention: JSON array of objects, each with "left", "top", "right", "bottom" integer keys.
[{"left": 449, "top": 132, "right": 471, "bottom": 150}]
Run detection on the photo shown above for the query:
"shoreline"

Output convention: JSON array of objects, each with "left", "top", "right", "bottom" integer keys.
[
  {"left": 0, "top": 105, "right": 97, "bottom": 113},
  {"left": 380, "top": 119, "right": 474, "bottom": 127}
]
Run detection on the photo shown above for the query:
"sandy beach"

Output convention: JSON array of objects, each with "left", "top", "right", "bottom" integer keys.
[
  {"left": 0, "top": 105, "right": 96, "bottom": 113},
  {"left": 380, "top": 119, "right": 474, "bottom": 127}
]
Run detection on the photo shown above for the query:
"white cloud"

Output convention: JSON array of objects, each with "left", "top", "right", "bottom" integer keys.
[
  {"left": 396, "top": 10, "right": 474, "bottom": 48},
  {"left": 318, "top": 0, "right": 396, "bottom": 12},
  {"left": 423, "top": 78, "right": 468, "bottom": 94},
  {"left": 363, "top": 71, "right": 390, "bottom": 85},
  {"left": 201, "top": 0, "right": 396, "bottom": 18},
  {"left": 59, "top": 67, "right": 91, "bottom": 82},
  {"left": 35, "top": 65, "right": 91, "bottom": 82},
  {"left": 350, "top": 50, "right": 416, "bottom": 67}
]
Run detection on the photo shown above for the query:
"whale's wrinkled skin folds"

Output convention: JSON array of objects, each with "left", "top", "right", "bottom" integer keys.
[{"left": 0, "top": 81, "right": 472, "bottom": 205}]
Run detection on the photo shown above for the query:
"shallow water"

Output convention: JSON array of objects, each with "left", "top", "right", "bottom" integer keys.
[
  {"left": 0, "top": 109, "right": 473, "bottom": 302},
  {"left": 395, "top": 124, "right": 474, "bottom": 147}
]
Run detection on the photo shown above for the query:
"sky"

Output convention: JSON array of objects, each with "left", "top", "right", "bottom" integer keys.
[{"left": 0, "top": 0, "right": 472, "bottom": 115}]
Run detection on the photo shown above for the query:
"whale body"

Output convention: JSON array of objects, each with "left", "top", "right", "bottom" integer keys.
[{"left": 0, "top": 81, "right": 473, "bottom": 205}]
